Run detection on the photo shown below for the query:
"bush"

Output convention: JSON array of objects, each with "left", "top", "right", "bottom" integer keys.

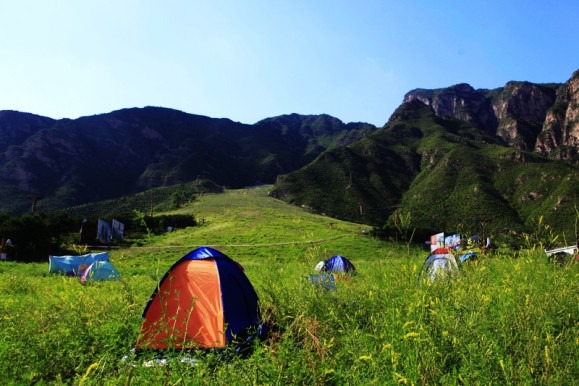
[{"left": 0, "top": 212, "right": 79, "bottom": 262}]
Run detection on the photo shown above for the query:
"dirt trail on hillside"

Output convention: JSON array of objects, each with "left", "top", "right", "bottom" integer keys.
[{"left": 140, "top": 234, "right": 347, "bottom": 249}]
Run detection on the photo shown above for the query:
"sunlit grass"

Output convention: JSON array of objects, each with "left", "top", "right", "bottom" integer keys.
[{"left": 0, "top": 188, "right": 576, "bottom": 384}]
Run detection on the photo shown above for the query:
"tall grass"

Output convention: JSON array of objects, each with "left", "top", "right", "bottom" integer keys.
[{"left": 0, "top": 187, "right": 576, "bottom": 384}]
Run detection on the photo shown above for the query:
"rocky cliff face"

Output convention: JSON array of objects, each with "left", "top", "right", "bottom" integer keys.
[
  {"left": 403, "top": 70, "right": 578, "bottom": 161},
  {"left": 491, "top": 81, "right": 557, "bottom": 150},
  {"left": 403, "top": 83, "right": 497, "bottom": 133},
  {"left": 535, "top": 70, "right": 579, "bottom": 160}
]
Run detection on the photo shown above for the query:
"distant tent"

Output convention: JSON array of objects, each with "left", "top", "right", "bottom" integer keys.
[
  {"left": 48, "top": 252, "right": 110, "bottom": 275},
  {"left": 323, "top": 255, "right": 356, "bottom": 274},
  {"left": 80, "top": 260, "right": 121, "bottom": 283},
  {"left": 420, "top": 248, "right": 459, "bottom": 282},
  {"left": 136, "top": 247, "right": 261, "bottom": 351},
  {"left": 459, "top": 252, "right": 477, "bottom": 263}
]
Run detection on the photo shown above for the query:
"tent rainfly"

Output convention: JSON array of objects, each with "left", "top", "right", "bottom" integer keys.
[{"left": 81, "top": 261, "right": 121, "bottom": 283}]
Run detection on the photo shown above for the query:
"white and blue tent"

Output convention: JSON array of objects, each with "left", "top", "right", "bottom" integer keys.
[{"left": 420, "top": 248, "right": 459, "bottom": 282}]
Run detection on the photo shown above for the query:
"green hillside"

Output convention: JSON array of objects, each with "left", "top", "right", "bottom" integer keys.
[
  {"left": 61, "top": 178, "right": 224, "bottom": 220},
  {"left": 271, "top": 101, "right": 579, "bottom": 245}
]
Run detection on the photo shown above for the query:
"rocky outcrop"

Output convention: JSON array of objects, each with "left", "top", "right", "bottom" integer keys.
[
  {"left": 491, "top": 82, "right": 557, "bottom": 150},
  {"left": 535, "top": 70, "right": 579, "bottom": 160},
  {"left": 403, "top": 83, "right": 497, "bottom": 133},
  {"left": 403, "top": 70, "right": 578, "bottom": 160}
]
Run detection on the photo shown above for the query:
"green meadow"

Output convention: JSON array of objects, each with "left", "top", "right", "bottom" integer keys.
[{"left": 0, "top": 187, "right": 577, "bottom": 385}]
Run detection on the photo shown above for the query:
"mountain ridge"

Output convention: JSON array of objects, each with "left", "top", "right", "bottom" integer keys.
[
  {"left": 1, "top": 70, "right": 577, "bottom": 243},
  {"left": 0, "top": 107, "right": 375, "bottom": 213},
  {"left": 271, "top": 70, "right": 579, "bottom": 241}
]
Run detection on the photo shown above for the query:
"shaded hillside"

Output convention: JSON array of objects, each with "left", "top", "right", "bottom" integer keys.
[
  {"left": 0, "top": 108, "right": 375, "bottom": 214},
  {"left": 271, "top": 100, "right": 578, "bottom": 242}
]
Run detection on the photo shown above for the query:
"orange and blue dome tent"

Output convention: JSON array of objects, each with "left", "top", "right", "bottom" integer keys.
[{"left": 136, "top": 246, "right": 261, "bottom": 351}]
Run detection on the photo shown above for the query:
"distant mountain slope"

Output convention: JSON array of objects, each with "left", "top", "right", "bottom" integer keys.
[
  {"left": 0, "top": 107, "right": 375, "bottom": 213},
  {"left": 1, "top": 70, "right": 577, "bottom": 244},
  {"left": 271, "top": 80, "right": 578, "bottom": 241}
]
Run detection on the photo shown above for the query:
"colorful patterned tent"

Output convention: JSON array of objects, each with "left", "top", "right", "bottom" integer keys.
[{"left": 420, "top": 248, "right": 459, "bottom": 282}]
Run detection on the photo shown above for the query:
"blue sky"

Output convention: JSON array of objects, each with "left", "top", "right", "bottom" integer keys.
[{"left": 1, "top": 1, "right": 578, "bottom": 126}]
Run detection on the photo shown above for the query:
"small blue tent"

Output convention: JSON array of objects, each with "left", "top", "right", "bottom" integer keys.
[
  {"left": 136, "top": 247, "right": 261, "bottom": 350},
  {"left": 81, "top": 261, "right": 121, "bottom": 283},
  {"left": 323, "top": 255, "right": 356, "bottom": 273},
  {"left": 49, "top": 252, "right": 110, "bottom": 275}
]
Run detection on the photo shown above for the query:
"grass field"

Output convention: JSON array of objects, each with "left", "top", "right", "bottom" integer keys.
[{"left": 0, "top": 187, "right": 577, "bottom": 385}]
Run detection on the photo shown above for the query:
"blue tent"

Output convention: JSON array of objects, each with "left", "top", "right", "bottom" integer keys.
[
  {"left": 81, "top": 261, "right": 121, "bottom": 283},
  {"left": 48, "top": 252, "right": 110, "bottom": 275},
  {"left": 136, "top": 246, "right": 261, "bottom": 350},
  {"left": 323, "top": 255, "right": 356, "bottom": 273}
]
